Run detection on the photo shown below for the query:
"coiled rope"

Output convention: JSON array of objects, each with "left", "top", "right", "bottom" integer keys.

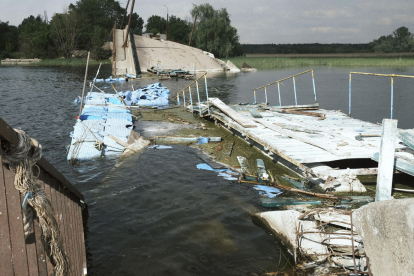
[{"left": 2, "top": 129, "right": 70, "bottom": 276}]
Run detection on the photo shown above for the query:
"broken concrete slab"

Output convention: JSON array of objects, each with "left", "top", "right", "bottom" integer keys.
[
  {"left": 252, "top": 210, "right": 328, "bottom": 262},
  {"left": 353, "top": 198, "right": 414, "bottom": 276}
]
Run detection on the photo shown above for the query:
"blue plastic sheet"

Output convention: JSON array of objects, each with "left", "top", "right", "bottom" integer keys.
[
  {"left": 196, "top": 137, "right": 210, "bottom": 145},
  {"left": 253, "top": 185, "right": 282, "bottom": 198}
]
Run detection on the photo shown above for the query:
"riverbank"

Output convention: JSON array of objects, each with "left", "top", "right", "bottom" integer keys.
[
  {"left": 0, "top": 58, "right": 110, "bottom": 66},
  {"left": 229, "top": 56, "right": 414, "bottom": 69}
]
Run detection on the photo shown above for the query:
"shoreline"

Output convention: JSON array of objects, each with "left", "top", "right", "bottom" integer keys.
[{"left": 229, "top": 56, "right": 414, "bottom": 69}]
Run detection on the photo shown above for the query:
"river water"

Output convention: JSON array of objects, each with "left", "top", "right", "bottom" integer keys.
[{"left": 1, "top": 64, "right": 414, "bottom": 275}]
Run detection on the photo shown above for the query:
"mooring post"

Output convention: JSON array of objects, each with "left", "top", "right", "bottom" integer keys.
[
  {"left": 293, "top": 76, "right": 297, "bottom": 105},
  {"left": 390, "top": 76, "right": 394, "bottom": 119},
  {"left": 79, "top": 52, "right": 90, "bottom": 118},
  {"left": 177, "top": 93, "right": 180, "bottom": 105},
  {"left": 277, "top": 82, "right": 281, "bottom": 106},
  {"left": 189, "top": 86, "right": 193, "bottom": 113},
  {"left": 312, "top": 70, "right": 317, "bottom": 103},
  {"left": 182, "top": 91, "right": 186, "bottom": 109},
  {"left": 254, "top": 90, "right": 257, "bottom": 103},
  {"left": 264, "top": 86, "right": 268, "bottom": 104},
  {"left": 349, "top": 73, "right": 352, "bottom": 117},
  {"left": 204, "top": 75, "right": 210, "bottom": 115},
  {"left": 196, "top": 80, "right": 202, "bottom": 117},
  {"left": 375, "top": 119, "right": 398, "bottom": 201}
]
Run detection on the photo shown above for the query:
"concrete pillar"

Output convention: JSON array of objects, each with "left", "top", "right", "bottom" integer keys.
[{"left": 375, "top": 119, "right": 397, "bottom": 201}]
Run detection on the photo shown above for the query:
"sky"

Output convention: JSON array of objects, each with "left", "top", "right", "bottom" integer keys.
[{"left": 2, "top": 0, "right": 414, "bottom": 44}]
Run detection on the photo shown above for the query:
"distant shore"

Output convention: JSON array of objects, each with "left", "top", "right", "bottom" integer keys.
[
  {"left": 0, "top": 58, "right": 111, "bottom": 66},
  {"left": 229, "top": 54, "right": 414, "bottom": 69}
]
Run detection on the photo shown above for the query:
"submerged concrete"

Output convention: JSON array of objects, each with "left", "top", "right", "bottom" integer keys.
[{"left": 353, "top": 198, "right": 414, "bottom": 276}]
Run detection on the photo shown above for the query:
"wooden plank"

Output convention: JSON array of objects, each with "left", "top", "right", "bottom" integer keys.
[
  {"left": 254, "top": 118, "right": 351, "bottom": 156},
  {"left": 0, "top": 140, "right": 14, "bottom": 276},
  {"left": 3, "top": 164, "right": 30, "bottom": 275},
  {"left": 210, "top": 98, "right": 257, "bottom": 128},
  {"left": 249, "top": 109, "right": 262, "bottom": 118},
  {"left": 39, "top": 174, "right": 55, "bottom": 276},
  {"left": 25, "top": 219, "right": 39, "bottom": 276},
  {"left": 77, "top": 203, "right": 87, "bottom": 276},
  {"left": 24, "top": 188, "right": 39, "bottom": 276},
  {"left": 33, "top": 211, "right": 48, "bottom": 276},
  {"left": 0, "top": 117, "right": 20, "bottom": 146},
  {"left": 65, "top": 191, "right": 79, "bottom": 276},
  {"left": 398, "top": 130, "right": 414, "bottom": 150},
  {"left": 53, "top": 183, "right": 73, "bottom": 275},
  {"left": 33, "top": 177, "right": 48, "bottom": 276},
  {"left": 37, "top": 157, "right": 84, "bottom": 201},
  {"left": 69, "top": 195, "right": 82, "bottom": 276},
  {"left": 108, "top": 134, "right": 129, "bottom": 147}
]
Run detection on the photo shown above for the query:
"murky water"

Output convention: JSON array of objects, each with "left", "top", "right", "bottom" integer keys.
[{"left": 1, "top": 64, "right": 414, "bottom": 275}]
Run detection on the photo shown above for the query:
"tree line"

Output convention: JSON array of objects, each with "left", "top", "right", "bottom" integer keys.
[
  {"left": 0, "top": 2, "right": 243, "bottom": 60},
  {"left": 243, "top": 27, "right": 414, "bottom": 55}
]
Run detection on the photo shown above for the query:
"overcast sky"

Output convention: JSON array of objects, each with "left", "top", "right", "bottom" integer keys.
[{"left": 2, "top": 0, "right": 414, "bottom": 44}]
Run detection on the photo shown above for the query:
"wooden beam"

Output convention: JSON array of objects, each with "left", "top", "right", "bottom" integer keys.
[{"left": 210, "top": 98, "right": 257, "bottom": 128}]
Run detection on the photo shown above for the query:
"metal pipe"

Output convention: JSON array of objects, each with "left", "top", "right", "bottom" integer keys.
[
  {"left": 350, "top": 72, "right": 414, "bottom": 79},
  {"left": 79, "top": 52, "right": 90, "bottom": 118},
  {"left": 254, "top": 90, "right": 257, "bottom": 103},
  {"left": 204, "top": 75, "right": 210, "bottom": 115},
  {"left": 312, "top": 70, "right": 317, "bottom": 103},
  {"left": 174, "top": 72, "right": 206, "bottom": 94},
  {"left": 189, "top": 15, "right": 197, "bottom": 46},
  {"left": 253, "top": 69, "right": 313, "bottom": 91},
  {"left": 293, "top": 76, "right": 297, "bottom": 105},
  {"left": 391, "top": 76, "right": 394, "bottom": 119},
  {"left": 163, "top": 5, "right": 168, "bottom": 40},
  {"left": 189, "top": 86, "right": 193, "bottom": 113},
  {"left": 277, "top": 82, "right": 281, "bottom": 106},
  {"left": 264, "top": 87, "right": 268, "bottom": 104},
  {"left": 196, "top": 80, "right": 202, "bottom": 117},
  {"left": 349, "top": 73, "right": 352, "bottom": 117}
]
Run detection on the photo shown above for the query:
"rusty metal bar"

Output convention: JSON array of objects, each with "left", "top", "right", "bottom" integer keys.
[
  {"left": 349, "top": 71, "right": 414, "bottom": 118},
  {"left": 253, "top": 69, "right": 314, "bottom": 106},
  {"left": 120, "top": 0, "right": 131, "bottom": 29},
  {"left": 123, "top": 0, "right": 136, "bottom": 48},
  {"left": 253, "top": 69, "right": 313, "bottom": 91},
  {"left": 112, "top": 22, "right": 116, "bottom": 76},
  {"left": 176, "top": 72, "right": 207, "bottom": 94},
  {"left": 189, "top": 15, "right": 197, "bottom": 46}
]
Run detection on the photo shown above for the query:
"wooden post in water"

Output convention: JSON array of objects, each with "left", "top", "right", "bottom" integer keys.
[
  {"left": 79, "top": 52, "right": 90, "bottom": 118},
  {"left": 375, "top": 119, "right": 398, "bottom": 201}
]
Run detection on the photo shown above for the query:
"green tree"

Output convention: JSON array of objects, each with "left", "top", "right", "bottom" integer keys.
[
  {"left": 167, "top": 15, "right": 191, "bottom": 44},
  {"left": 145, "top": 15, "right": 166, "bottom": 34},
  {"left": 129, "top": 13, "right": 144, "bottom": 35},
  {"left": 190, "top": 3, "right": 241, "bottom": 58},
  {"left": 370, "top": 26, "right": 414, "bottom": 52},
  {"left": 18, "top": 15, "right": 52, "bottom": 58},
  {"left": 50, "top": 10, "right": 85, "bottom": 58},
  {"left": 0, "top": 21, "right": 19, "bottom": 58}
]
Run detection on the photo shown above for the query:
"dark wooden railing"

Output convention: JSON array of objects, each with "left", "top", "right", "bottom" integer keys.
[{"left": 0, "top": 117, "right": 87, "bottom": 276}]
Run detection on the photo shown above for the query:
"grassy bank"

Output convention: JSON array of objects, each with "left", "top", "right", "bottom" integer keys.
[
  {"left": 38, "top": 58, "right": 111, "bottom": 66},
  {"left": 228, "top": 56, "right": 414, "bottom": 69},
  {"left": 1, "top": 58, "right": 111, "bottom": 66}
]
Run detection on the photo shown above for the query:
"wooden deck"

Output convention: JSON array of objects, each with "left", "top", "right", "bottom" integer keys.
[
  {"left": 196, "top": 98, "right": 413, "bottom": 185},
  {"left": 0, "top": 117, "right": 87, "bottom": 276}
]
